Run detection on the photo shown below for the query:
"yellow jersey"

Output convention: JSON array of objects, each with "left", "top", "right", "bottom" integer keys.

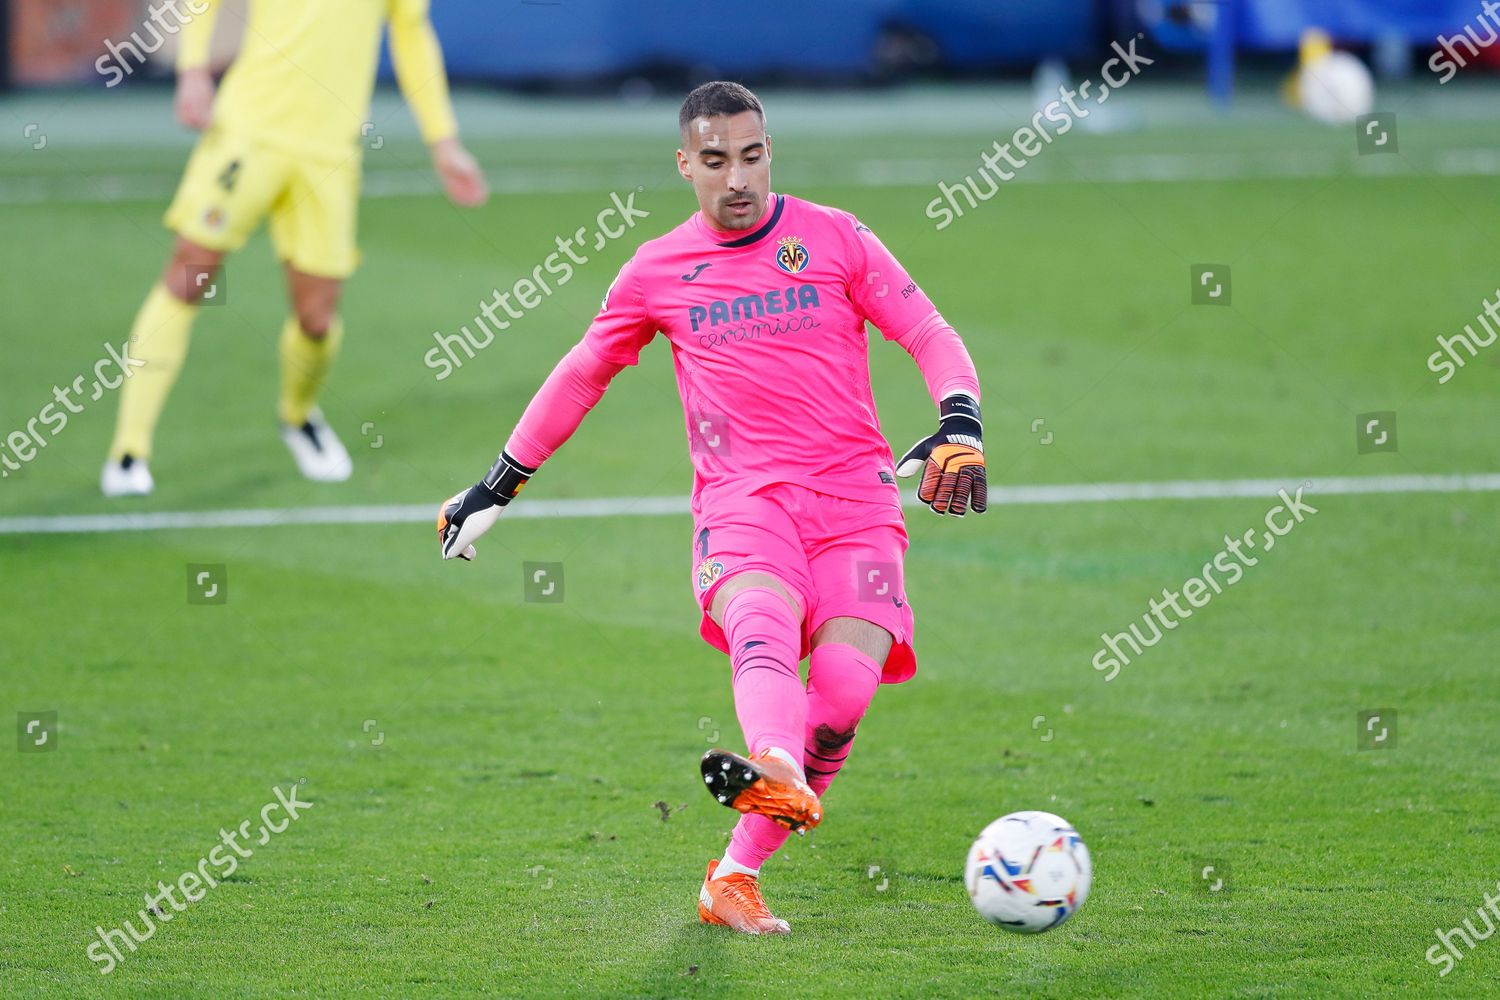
[{"left": 178, "top": 0, "right": 457, "bottom": 162}]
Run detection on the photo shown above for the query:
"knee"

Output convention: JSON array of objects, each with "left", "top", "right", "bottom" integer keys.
[
  {"left": 711, "top": 571, "right": 802, "bottom": 628},
  {"left": 164, "top": 244, "right": 222, "bottom": 305},
  {"left": 806, "top": 638, "right": 882, "bottom": 742},
  {"left": 806, "top": 679, "right": 874, "bottom": 749},
  {"left": 288, "top": 274, "right": 342, "bottom": 338},
  {"left": 293, "top": 302, "right": 336, "bottom": 338},
  {"left": 811, "top": 617, "right": 892, "bottom": 665},
  {"left": 811, "top": 679, "right": 872, "bottom": 735}
]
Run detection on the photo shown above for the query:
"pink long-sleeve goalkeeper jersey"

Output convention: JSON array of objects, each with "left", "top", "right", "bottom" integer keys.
[{"left": 583, "top": 192, "right": 952, "bottom": 512}]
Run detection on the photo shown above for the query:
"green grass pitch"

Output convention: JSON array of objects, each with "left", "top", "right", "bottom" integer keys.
[{"left": 1, "top": 85, "right": 1498, "bottom": 997}]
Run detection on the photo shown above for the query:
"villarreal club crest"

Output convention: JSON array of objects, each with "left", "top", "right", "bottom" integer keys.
[{"left": 775, "top": 236, "right": 810, "bottom": 274}]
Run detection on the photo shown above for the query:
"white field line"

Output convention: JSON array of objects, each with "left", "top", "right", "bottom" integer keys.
[
  {"left": 1, "top": 473, "right": 1496, "bottom": 536},
  {"left": 6, "top": 147, "right": 1500, "bottom": 205}
]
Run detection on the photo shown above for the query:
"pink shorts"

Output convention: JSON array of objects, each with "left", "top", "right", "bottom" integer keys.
[{"left": 692, "top": 482, "right": 917, "bottom": 684}]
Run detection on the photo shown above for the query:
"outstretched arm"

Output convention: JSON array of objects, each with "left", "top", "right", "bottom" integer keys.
[
  {"left": 437, "top": 343, "right": 624, "bottom": 560},
  {"left": 388, "top": 0, "right": 487, "bottom": 206},
  {"left": 503, "top": 343, "right": 625, "bottom": 469},
  {"left": 848, "top": 220, "right": 986, "bottom": 516},
  {"left": 889, "top": 313, "right": 986, "bottom": 516},
  {"left": 438, "top": 260, "right": 655, "bottom": 560},
  {"left": 889, "top": 311, "right": 980, "bottom": 406}
]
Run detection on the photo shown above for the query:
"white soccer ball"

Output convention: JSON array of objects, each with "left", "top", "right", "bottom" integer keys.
[
  {"left": 1299, "top": 51, "right": 1375, "bottom": 125},
  {"left": 965, "top": 810, "right": 1091, "bottom": 933}
]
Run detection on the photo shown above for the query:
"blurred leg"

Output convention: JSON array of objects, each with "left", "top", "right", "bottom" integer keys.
[
  {"left": 278, "top": 267, "right": 344, "bottom": 426},
  {"left": 107, "top": 237, "right": 223, "bottom": 462}
]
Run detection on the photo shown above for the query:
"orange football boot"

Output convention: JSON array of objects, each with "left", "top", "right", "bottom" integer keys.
[
  {"left": 697, "top": 859, "right": 790, "bottom": 934},
  {"left": 700, "top": 749, "right": 822, "bottom": 832}
]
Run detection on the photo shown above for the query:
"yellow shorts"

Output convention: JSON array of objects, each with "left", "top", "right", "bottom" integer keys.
[{"left": 164, "top": 130, "right": 362, "bottom": 279}]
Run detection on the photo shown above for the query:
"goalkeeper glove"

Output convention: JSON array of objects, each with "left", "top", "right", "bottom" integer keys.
[
  {"left": 437, "top": 450, "right": 536, "bottom": 561},
  {"left": 896, "top": 394, "right": 987, "bottom": 516}
]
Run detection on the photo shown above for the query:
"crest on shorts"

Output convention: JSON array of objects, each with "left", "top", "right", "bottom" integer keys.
[
  {"left": 202, "top": 207, "right": 227, "bottom": 232},
  {"left": 696, "top": 558, "right": 725, "bottom": 591},
  {"left": 774, "top": 236, "right": 809, "bottom": 274}
]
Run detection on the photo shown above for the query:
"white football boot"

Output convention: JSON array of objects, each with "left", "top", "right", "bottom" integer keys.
[
  {"left": 100, "top": 455, "right": 154, "bottom": 498},
  {"left": 279, "top": 408, "right": 353, "bottom": 482}
]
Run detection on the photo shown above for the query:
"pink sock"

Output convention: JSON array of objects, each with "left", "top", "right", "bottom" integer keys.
[
  {"left": 723, "top": 587, "right": 804, "bottom": 760},
  {"left": 727, "top": 812, "right": 791, "bottom": 872},
  {"left": 802, "top": 643, "right": 881, "bottom": 795},
  {"left": 725, "top": 642, "right": 882, "bottom": 869}
]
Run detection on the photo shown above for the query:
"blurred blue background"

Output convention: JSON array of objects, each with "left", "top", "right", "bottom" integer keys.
[
  {"left": 5, "top": 0, "right": 1497, "bottom": 91},
  {"left": 418, "top": 0, "right": 1486, "bottom": 84}
]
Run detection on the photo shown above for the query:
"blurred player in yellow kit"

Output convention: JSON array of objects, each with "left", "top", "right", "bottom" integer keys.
[{"left": 102, "top": 0, "right": 488, "bottom": 497}]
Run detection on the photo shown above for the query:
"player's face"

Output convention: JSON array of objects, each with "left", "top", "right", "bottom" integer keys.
[{"left": 676, "top": 111, "right": 772, "bottom": 231}]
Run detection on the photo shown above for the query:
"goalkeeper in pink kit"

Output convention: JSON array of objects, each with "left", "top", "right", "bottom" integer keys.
[{"left": 438, "top": 83, "right": 985, "bottom": 934}]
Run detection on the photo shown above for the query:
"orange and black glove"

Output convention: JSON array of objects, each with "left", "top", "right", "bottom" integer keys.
[{"left": 896, "top": 394, "right": 987, "bottom": 516}]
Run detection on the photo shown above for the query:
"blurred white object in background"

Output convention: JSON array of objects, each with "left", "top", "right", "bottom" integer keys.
[
  {"left": 1030, "top": 55, "right": 1140, "bottom": 134},
  {"left": 1296, "top": 29, "right": 1375, "bottom": 125}
]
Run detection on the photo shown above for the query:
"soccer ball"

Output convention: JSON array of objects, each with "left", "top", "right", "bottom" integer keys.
[
  {"left": 965, "top": 810, "right": 1091, "bottom": 933},
  {"left": 1299, "top": 50, "right": 1374, "bottom": 125}
]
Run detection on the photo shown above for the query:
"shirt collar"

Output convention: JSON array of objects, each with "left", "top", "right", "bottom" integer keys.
[{"left": 698, "top": 193, "right": 784, "bottom": 248}]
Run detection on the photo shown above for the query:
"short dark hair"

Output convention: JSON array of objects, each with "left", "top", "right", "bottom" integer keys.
[{"left": 678, "top": 81, "right": 765, "bottom": 138}]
